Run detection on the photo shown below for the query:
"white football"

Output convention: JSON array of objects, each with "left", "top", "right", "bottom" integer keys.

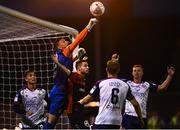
[{"left": 90, "top": 1, "right": 105, "bottom": 17}]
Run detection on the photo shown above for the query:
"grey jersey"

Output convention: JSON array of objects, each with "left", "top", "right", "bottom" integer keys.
[
  {"left": 14, "top": 86, "right": 47, "bottom": 128},
  {"left": 90, "top": 78, "right": 134, "bottom": 125}
]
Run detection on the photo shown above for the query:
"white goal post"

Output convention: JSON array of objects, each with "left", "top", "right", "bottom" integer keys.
[{"left": 0, "top": 5, "right": 78, "bottom": 38}]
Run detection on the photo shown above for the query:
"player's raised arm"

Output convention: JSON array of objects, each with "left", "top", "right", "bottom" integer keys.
[
  {"left": 63, "top": 18, "right": 98, "bottom": 57},
  {"left": 157, "top": 66, "right": 175, "bottom": 92},
  {"left": 51, "top": 54, "right": 71, "bottom": 76},
  {"left": 111, "top": 53, "right": 119, "bottom": 62}
]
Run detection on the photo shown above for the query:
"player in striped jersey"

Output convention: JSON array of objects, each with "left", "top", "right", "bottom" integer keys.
[
  {"left": 44, "top": 18, "right": 97, "bottom": 129},
  {"left": 13, "top": 69, "right": 49, "bottom": 129},
  {"left": 79, "top": 54, "right": 144, "bottom": 129},
  {"left": 122, "top": 64, "right": 175, "bottom": 129}
]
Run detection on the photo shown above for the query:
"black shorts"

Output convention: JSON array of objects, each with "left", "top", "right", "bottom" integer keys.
[
  {"left": 92, "top": 124, "right": 120, "bottom": 129},
  {"left": 68, "top": 110, "right": 89, "bottom": 129},
  {"left": 122, "top": 114, "right": 147, "bottom": 129}
]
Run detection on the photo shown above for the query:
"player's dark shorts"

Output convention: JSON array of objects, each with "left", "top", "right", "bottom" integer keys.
[
  {"left": 92, "top": 124, "right": 120, "bottom": 129},
  {"left": 22, "top": 122, "right": 44, "bottom": 130},
  {"left": 122, "top": 114, "right": 147, "bottom": 129},
  {"left": 49, "top": 85, "right": 67, "bottom": 116},
  {"left": 21, "top": 116, "right": 46, "bottom": 130},
  {"left": 68, "top": 110, "right": 89, "bottom": 129}
]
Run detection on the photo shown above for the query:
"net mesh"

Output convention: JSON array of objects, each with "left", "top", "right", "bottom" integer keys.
[{"left": 0, "top": 6, "right": 74, "bottom": 129}]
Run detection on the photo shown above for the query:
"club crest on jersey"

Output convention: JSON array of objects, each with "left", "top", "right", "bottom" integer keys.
[
  {"left": 134, "top": 87, "right": 141, "bottom": 91},
  {"left": 131, "top": 85, "right": 141, "bottom": 91}
]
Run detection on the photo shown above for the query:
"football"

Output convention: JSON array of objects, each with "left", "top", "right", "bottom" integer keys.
[{"left": 90, "top": 1, "right": 105, "bottom": 17}]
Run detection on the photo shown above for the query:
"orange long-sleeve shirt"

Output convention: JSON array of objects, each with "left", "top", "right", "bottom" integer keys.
[{"left": 63, "top": 28, "right": 88, "bottom": 58}]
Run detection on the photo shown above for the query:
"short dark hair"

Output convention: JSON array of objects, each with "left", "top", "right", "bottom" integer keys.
[
  {"left": 106, "top": 60, "right": 120, "bottom": 75},
  {"left": 24, "top": 69, "right": 35, "bottom": 78},
  {"left": 75, "top": 58, "right": 88, "bottom": 70},
  {"left": 133, "top": 64, "right": 144, "bottom": 70}
]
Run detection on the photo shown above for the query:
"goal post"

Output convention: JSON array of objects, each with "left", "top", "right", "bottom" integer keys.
[
  {"left": 0, "top": 5, "right": 78, "bottom": 38},
  {"left": 0, "top": 5, "right": 78, "bottom": 129}
]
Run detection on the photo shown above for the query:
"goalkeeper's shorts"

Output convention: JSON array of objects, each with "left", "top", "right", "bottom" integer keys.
[{"left": 49, "top": 85, "right": 67, "bottom": 116}]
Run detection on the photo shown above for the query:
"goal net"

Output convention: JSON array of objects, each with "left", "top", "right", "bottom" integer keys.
[{"left": 0, "top": 5, "right": 78, "bottom": 129}]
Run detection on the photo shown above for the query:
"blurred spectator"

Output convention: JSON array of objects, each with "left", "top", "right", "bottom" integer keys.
[
  {"left": 148, "top": 111, "right": 165, "bottom": 129},
  {"left": 170, "top": 109, "right": 180, "bottom": 128}
]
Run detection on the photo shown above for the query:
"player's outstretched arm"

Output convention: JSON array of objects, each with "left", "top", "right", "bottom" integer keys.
[
  {"left": 130, "top": 98, "right": 144, "bottom": 128},
  {"left": 86, "top": 18, "right": 98, "bottom": 31},
  {"left": 157, "top": 66, "right": 175, "bottom": 92},
  {"left": 51, "top": 54, "right": 71, "bottom": 76},
  {"left": 79, "top": 94, "right": 94, "bottom": 105},
  {"left": 63, "top": 18, "right": 98, "bottom": 57},
  {"left": 84, "top": 101, "right": 99, "bottom": 107}
]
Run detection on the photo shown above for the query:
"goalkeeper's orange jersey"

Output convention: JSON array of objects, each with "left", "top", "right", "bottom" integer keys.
[{"left": 63, "top": 28, "right": 88, "bottom": 58}]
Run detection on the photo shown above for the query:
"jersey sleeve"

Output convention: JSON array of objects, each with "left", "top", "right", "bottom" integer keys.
[
  {"left": 126, "top": 87, "right": 135, "bottom": 101},
  {"left": 13, "top": 90, "right": 26, "bottom": 114},
  {"left": 44, "top": 89, "right": 50, "bottom": 110},
  {"left": 89, "top": 81, "right": 100, "bottom": 97},
  {"left": 63, "top": 28, "right": 88, "bottom": 57},
  {"left": 120, "top": 78, "right": 129, "bottom": 82},
  {"left": 149, "top": 82, "right": 159, "bottom": 92}
]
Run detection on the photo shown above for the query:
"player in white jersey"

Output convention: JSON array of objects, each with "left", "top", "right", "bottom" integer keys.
[
  {"left": 122, "top": 64, "right": 175, "bottom": 129},
  {"left": 13, "top": 69, "right": 49, "bottom": 129},
  {"left": 79, "top": 54, "right": 144, "bottom": 129}
]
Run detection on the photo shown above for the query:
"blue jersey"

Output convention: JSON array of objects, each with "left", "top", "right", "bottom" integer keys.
[
  {"left": 49, "top": 49, "right": 73, "bottom": 116},
  {"left": 53, "top": 49, "right": 73, "bottom": 92}
]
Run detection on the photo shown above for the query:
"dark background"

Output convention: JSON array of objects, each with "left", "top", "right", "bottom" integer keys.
[{"left": 0, "top": 0, "right": 180, "bottom": 119}]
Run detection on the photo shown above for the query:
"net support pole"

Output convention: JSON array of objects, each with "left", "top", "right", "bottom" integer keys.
[
  {"left": 94, "top": 21, "right": 102, "bottom": 80},
  {"left": 0, "top": 5, "right": 78, "bottom": 38}
]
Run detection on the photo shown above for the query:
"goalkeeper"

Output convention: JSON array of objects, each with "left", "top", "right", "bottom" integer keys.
[
  {"left": 52, "top": 52, "right": 90, "bottom": 129},
  {"left": 44, "top": 18, "right": 98, "bottom": 129}
]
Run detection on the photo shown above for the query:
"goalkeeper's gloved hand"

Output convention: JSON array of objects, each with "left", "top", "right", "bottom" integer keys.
[
  {"left": 77, "top": 48, "right": 86, "bottom": 60},
  {"left": 86, "top": 18, "right": 98, "bottom": 31}
]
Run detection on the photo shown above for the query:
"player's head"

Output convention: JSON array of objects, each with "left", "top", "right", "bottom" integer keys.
[
  {"left": 24, "top": 69, "right": 37, "bottom": 85},
  {"left": 106, "top": 60, "right": 120, "bottom": 76},
  {"left": 132, "top": 64, "right": 144, "bottom": 79},
  {"left": 54, "top": 36, "right": 71, "bottom": 50},
  {"left": 75, "top": 56, "right": 89, "bottom": 75}
]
